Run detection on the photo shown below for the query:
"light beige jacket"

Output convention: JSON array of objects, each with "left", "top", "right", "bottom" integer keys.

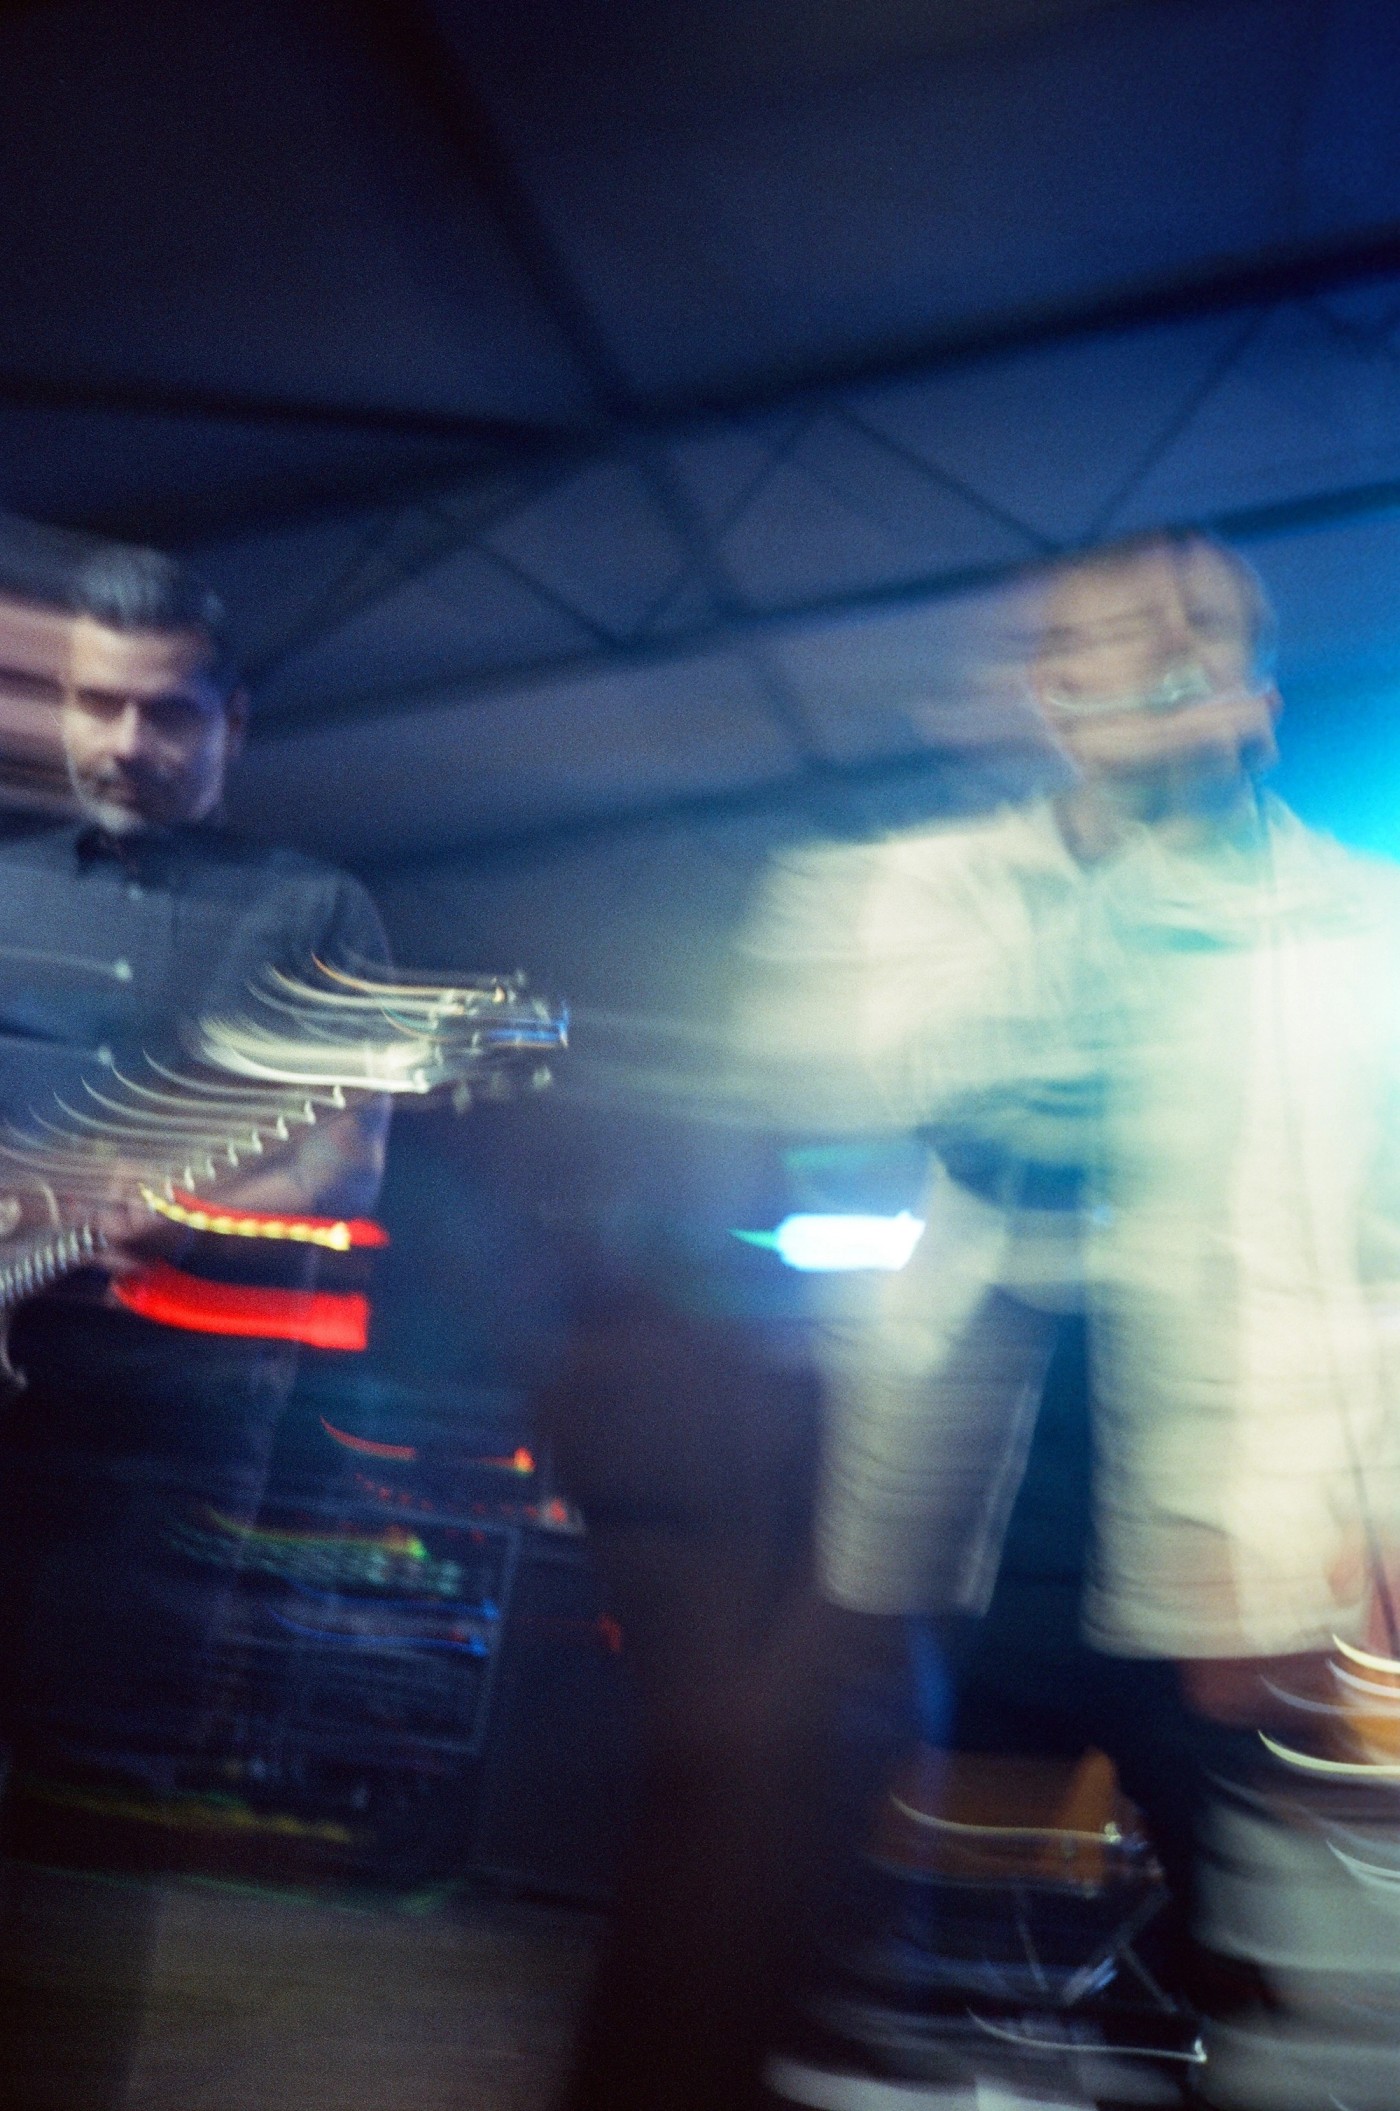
[{"left": 737, "top": 796, "right": 1400, "bottom": 1658}]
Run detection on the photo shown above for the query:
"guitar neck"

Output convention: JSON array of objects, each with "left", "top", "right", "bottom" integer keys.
[
  {"left": 0, "top": 1217, "right": 103, "bottom": 1315},
  {"left": 0, "top": 966, "right": 567, "bottom": 1343}
]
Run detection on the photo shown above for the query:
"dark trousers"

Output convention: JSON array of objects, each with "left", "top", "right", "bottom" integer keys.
[
  {"left": 0, "top": 1300, "right": 295, "bottom": 1765},
  {"left": 539, "top": 1284, "right": 838, "bottom": 2111},
  {"left": 0, "top": 1303, "right": 295, "bottom": 2111}
]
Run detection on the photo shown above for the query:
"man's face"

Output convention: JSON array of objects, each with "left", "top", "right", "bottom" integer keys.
[
  {"left": 60, "top": 618, "right": 245, "bottom": 835},
  {"left": 1030, "top": 541, "right": 1280, "bottom": 811}
]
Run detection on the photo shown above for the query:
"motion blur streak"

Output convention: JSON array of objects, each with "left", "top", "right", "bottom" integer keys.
[{"left": 115, "top": 1262, "right": 370, "bottom": 1350}]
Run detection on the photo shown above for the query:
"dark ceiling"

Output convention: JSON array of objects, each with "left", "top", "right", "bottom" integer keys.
[{"left": 4, "top": 0, "right": 1400, "bottom": 865}]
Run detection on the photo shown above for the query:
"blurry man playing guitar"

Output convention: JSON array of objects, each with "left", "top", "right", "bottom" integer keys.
[{"left": 0, "top": 513, "right": 390, "bottom": 1784}]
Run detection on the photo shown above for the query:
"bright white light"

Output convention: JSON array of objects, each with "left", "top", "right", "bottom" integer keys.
[{"left": 772, "top": 1211, "right": 925, "bottom": 1272}]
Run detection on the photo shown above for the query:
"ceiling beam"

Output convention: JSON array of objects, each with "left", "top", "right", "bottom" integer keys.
[
  {"left": 247, "top": 467, "right": 1400, "bottom": 743},
  {"left": 350, "top": 0, "right": 638, "bottom": 421},
  {"left": 0, "top": 364, "right": 576, "bottom": 447},
  {"left": 358, "top": 737, "right": 1055, "bottom": 878},
  {"left": 6, "top": 219, "right": 1400, "bottom": 455}
]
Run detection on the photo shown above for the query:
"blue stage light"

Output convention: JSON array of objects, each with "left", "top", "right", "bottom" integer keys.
[{"left": 733, "top": 1210, "right": 925, "bottom": 1272}]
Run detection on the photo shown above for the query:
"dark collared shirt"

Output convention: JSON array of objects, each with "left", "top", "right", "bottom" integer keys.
[{"left": 0, "top": 816, "right": 387, "bottom": 1130}]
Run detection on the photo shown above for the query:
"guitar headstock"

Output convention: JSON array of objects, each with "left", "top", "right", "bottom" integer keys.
[{"left": 191, "top": 960, "right": 568, "bottom": 1104}]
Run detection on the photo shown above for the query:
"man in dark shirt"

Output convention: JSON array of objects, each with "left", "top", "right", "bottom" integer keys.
[{"left": 0, "top": 514, "right": 389, "bottom": 1777}]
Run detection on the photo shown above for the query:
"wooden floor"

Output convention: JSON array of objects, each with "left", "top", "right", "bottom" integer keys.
[{"left": 0, "top": 1863, "right": 599, "bottom": 2111}]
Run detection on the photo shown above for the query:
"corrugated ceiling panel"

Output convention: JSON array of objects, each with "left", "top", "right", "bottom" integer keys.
[
  {"left": 704, "top": 409, "right": 1032, "bottom": 607},
  {"left": 228, "top": 650, "right": 800, "bottom": 861},
  {"left": 1118, "top": 302, "right": 1400, "bottom": 526},
  {"left": 250, "top": 541, "right": 600, "bottom": 717}
]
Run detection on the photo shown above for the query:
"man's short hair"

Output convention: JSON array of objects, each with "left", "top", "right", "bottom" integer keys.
[
  {"left": 0, "top": 512, "right": 240, "bottom": 697},
  {"left": 1036, "top": 527, "right": 1278, "bottom": 681}
]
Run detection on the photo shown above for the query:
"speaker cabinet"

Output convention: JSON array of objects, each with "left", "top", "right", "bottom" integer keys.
[{"left": 469, "top": 1535, "right": 639, "bottom": 1904}]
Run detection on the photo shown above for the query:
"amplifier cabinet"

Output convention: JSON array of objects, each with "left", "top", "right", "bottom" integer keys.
[{"left": 469, "top": 1535, "right": 639, "bottom": 1905}]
